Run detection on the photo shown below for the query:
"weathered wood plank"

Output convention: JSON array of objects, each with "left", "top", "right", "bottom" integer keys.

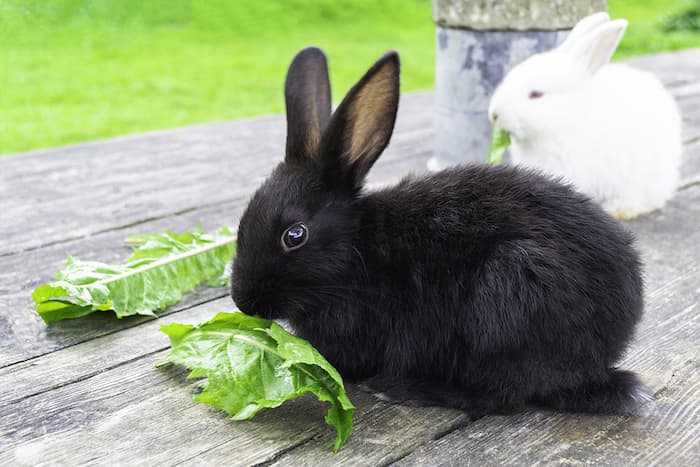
[
  {"left": 2, "top": 134, "right": 694, "bottom": 371},
  {"left": 0, "top": 57, "right": 695, "bottom": 268},
  {"left": 1, "top": 49, "right": 696, "bottom": 258},
  {"left": 0, "top": 296, "right": 468, "bottom": 466},
  {"left": 0, "top": 92, "right": 432, "bottom": 256},
  {"left": 3, "top": 151, "right": 694, "bottom": 374},
  {"left": 0, "top": 133, "right": 433, "bottom": 299},
  {"left": 391, "top": 184, "right": 700, "bottom": 466},
  {"left": 0, "top": 297, "right": 231, "bottom": 407},
  {"left": 0, "top": 340, "right": 467, "bottom": 465},
  {"left": 0, "top": 50, "right": 698, "bottom": 466},
  {"left": 247, "top": 184, "right": 700, "bottom": 465},
  {"left": 2, "top": 74, "right": 699, "bottom": 370},
  {"left": 680, "top": 139, "right": 700, "bottom": 187},
  {"left": 2, "top": 164, "right": 697, "bottom": 467},
  {"left": 394, "top": 361, "right": 699, "bottom": 466},
  {"left": 678, "top": 93, "right": 700, "bottom": 145},
  {"left": 1, "top": 207, "right": 695, "bottom": 466},
  {"left": 0, "top": 350, "right": 325, "bottom": 466},
  {"left": 0, "top": 285, "right": 229, "bottom": 369},
  {"left": 0, "top": 114, "right": 431, "bottom": 290},
  {"left": 626, "top": 48, "right": 700, "bottom": 88},
  {"left": 0, "top": 156, "right": 431, "bottom": 367},
  {"left": 0, "top": 122, "right": 432, "bottom": 369},
  {"left": 0, "top": 95, "right": 432, "bottom": 365},
  {"left": 236, "top": 399, "right": 467, "bottom": 467},
  {"left": 394, "top": 363, "right": 700, "bottom": 466}
]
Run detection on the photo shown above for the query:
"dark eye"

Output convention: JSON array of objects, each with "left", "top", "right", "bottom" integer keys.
[
  {"left": 281, "top": 222, "right": 308, "bottom": 251},
  {"left": 529, "top": 90, "right": 544, "bottom": 99}
]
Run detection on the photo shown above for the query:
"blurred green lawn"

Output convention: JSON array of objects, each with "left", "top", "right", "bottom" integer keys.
[{"left": 1, "top": 0, "right": 698, "bottom": 155}]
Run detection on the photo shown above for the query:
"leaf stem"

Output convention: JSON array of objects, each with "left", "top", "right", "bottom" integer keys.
[{"left": 94, "top": 236, "right": 235, "bottom": 286}]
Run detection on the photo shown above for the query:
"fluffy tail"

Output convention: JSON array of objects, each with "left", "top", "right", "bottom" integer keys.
[{"left": 536, "top": 369, "right": 654, "bottom": 415}]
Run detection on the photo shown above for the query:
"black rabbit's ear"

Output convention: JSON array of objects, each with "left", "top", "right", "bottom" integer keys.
[
  {"left": 285, "top": 47, "right": 332, "bottom": 163},
  {"left": 319, "top": 51, "right": 400, "bottom": 192}
]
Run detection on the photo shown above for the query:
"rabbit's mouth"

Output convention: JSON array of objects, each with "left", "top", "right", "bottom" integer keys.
[
  {"left": 237, "top": 301, "right": 283, "bottom": 320},
  {"left": 234, "top": 293, "right": 303, "bottom": 320},
  {"left": 232, "top": 286, "right": 266, "bottom": 317},
  {"left": 497, "top": 121, "right": 526, "bottom": 142}
]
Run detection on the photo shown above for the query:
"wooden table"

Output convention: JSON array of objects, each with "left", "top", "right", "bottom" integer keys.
[{"left": 1, "top": 49, "right": 699, "bottom": 465}]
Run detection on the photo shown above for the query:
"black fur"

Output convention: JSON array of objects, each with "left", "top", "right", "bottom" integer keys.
[
  {"left": 231, "top": 48, "right": 649, "bottom": 416},
  {"left": 284, "top": 47, "right": 331, "bottom": 162}
]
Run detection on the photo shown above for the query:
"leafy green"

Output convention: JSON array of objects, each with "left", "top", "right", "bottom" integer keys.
[
  {"left": 159, "top": 312, "right": 355, "bottom": 452},
  {"left": 32, "top": 227, "right": 236, "bottom": 323},
  {"left": 487, "top": 124, "right": 511, "bottom": 165}
]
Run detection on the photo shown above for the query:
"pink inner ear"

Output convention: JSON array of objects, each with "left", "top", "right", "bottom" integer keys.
[{"left": 529, "top": 90, "right": 544, "bottom": 100}]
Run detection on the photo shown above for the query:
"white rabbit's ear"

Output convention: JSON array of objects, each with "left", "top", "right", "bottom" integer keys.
[
  {"left": 569, "top": 19, "right": 628, "bottom": 75},
  {"left": 558, "top": 12, "right": 611, "bottom": 53}
]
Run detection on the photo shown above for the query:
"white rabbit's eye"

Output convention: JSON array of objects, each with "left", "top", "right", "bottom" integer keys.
[
  {"left": 281, "top": 222, "right": 308, "bottom": 251},
  {"left": 529, "top": 90, "right": 544, "bottom": 100}
]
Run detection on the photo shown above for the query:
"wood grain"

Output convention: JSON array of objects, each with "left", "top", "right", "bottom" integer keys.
[
  {"left": 394, "top": 364, "right": 700, "bottom": 466},
  {"left": 626, "top": 48, "right": 700, "bottom": 88},
  {"left": 0, "top": 135, "right": 434, "bottom": 369},
  {"left": 0, "top": 93, "right": 432, "bottom": 256},
  {"left": 0, "top": 297, "right": 231, "bottom": 407},
  {"left": 0, "top": 93, "right": 432, "bottom": 369},
  {"left": 1, "top": 50, "right": 699, "bottom": 465},
  {"left": 393, "top": 183, "right": 700, "bottom": 466},
  {"left": 0, "top": 335, "right": 467, "bottom": 465},
  {"left": 0, "top": 350, "right": 324, "bottom": 466}
]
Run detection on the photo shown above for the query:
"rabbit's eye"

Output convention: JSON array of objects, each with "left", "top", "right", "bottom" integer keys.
[
  {"left": 281, "top": 222, "right": 308, "bottom": 251},
  {"left": 529, "top": 90, "right": 544, "bottom": 100}
]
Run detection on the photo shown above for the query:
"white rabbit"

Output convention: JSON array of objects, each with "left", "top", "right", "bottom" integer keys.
[{"left": 488, "top": 12, "right": 682, "bottom": 219}]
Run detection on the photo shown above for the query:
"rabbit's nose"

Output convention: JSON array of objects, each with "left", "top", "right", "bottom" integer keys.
[{"left": 491, "top": 111, "right": 499, "bottom": 122}]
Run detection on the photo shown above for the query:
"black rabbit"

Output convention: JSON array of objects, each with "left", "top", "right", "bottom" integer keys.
[{"left": 231, "top": 47, "right": 650, "bottom": 416}]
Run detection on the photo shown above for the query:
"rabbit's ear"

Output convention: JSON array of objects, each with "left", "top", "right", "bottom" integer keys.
[
  {"left": 285, "top": 47, "right": 332, "bottom": 163},
  {"left": 570, "top": 19, "right": 628, "bottom": 75},
  {"left": 318, "top": 51, "right": 400, "bottom": 192},
  {"left": 558, "top": 12, "right": 611, "bottom": 53}
]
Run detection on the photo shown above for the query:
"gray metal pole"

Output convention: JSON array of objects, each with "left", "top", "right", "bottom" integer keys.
[{"left": 429, "top": 0, "right": 608, "bottom": 171}]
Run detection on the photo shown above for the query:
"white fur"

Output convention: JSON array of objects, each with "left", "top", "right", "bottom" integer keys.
[{"left": 488, "top": 13, "right": 682, "bottom": 219}]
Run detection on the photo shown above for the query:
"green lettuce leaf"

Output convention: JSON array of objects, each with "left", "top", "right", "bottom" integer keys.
[
  {"left": 487, "top": 124, "right": 511, "bottom": 165},
  {"left": 159, "top": 312, "right": 355, "bottom": 452},
  {"left": 32, "top": 227, "right": 236, "bottom": 323}
]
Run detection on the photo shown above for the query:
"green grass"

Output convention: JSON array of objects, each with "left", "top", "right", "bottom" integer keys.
[
  {"left": 0, "top": 0, "right": 434, "bottom": 155},
  {"left": 610, "top": 0, "right": 700, "bottom": 57},
  {"left": 1, "top": 0, "right": 699, "bottom": 155}
]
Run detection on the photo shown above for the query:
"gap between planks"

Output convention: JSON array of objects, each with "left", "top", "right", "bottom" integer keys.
[
  {"left": 0, "top": 139, "right": 431, "bottom": 259},
  {"left": 1, "top": 190, "right": 686, "bottom": 464}
]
